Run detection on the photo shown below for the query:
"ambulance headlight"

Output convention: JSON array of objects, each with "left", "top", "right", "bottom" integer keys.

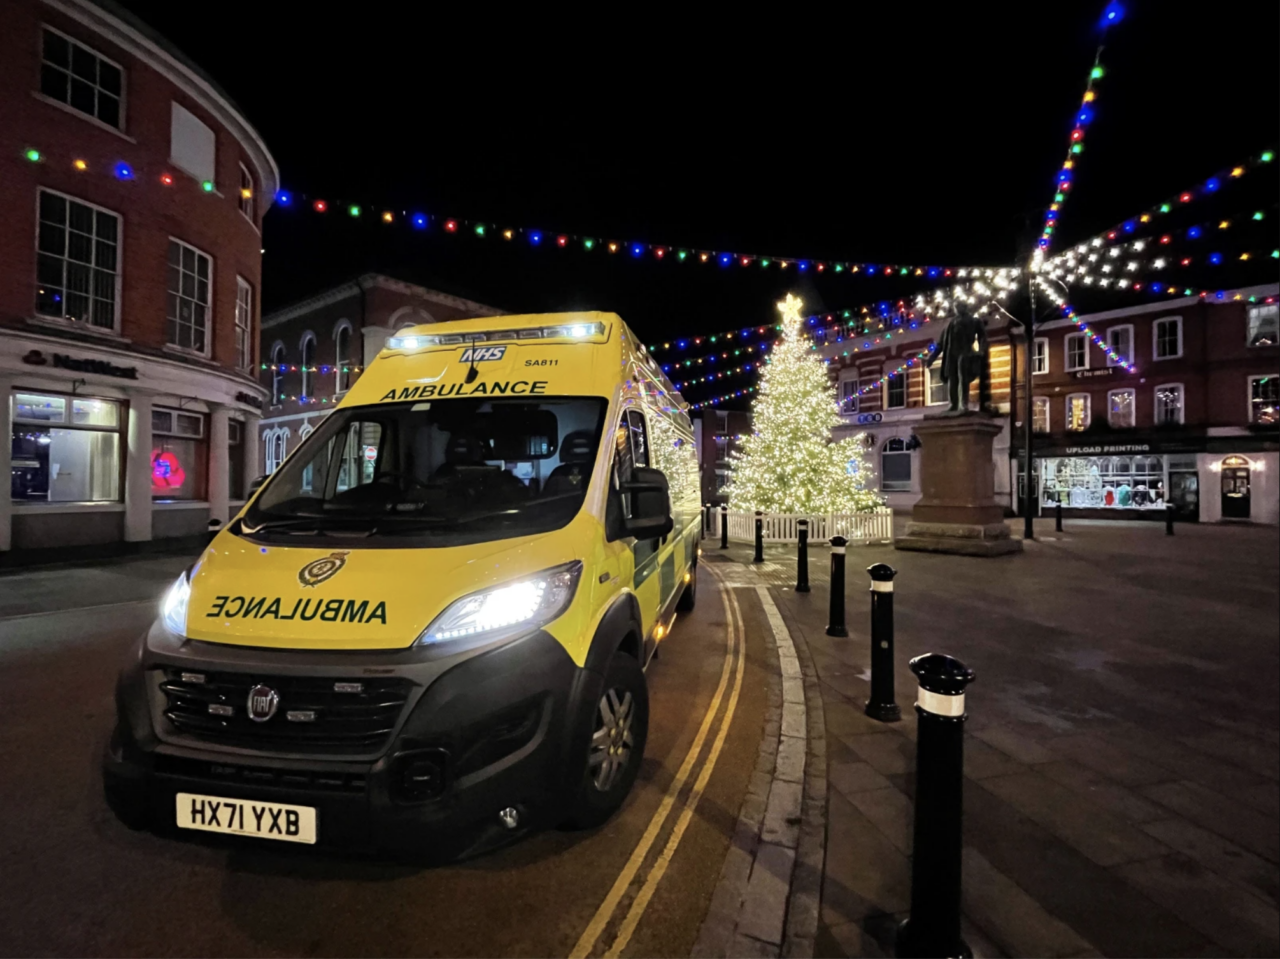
[
  {"left": 419, "top": 561, "right": 582, "bottom": 645},
  {"left": 161, "top": 572, "right": 191, "bottom": 636}
]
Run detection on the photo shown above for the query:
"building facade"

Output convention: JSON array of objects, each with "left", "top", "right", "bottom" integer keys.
[
  {"left": 257, "top": 274, "right": 503, "bottom": 468},
  {"left": 815, "top": 283, "right": 1279, "bottom": 525},
  {"left": 691, "top": 408, "right": 752, "bottom": 506},
  {"left": 1, "top": 0, "right": 278, "bottom": 561}
]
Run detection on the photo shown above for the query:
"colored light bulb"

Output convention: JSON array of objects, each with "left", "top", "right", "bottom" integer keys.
[
  {"left": 202, "top": 180, "right": 215, "bottom": 193},
  {"left": 114, "top": 162, "right": 133, "bottom": 179},
  {"left": 383, "top": 211, "right": 395, "bottom": 223},
  {"left": 445, "top": 219, "right": 458, "bottom": 232},
  {"left": 276, "top": 190, "right": 292, "bottom": 205},
  {"left": 26, "top": 149, "right": 42, "bottom": 162},
  {"left": 412, "top": 213, "right": 427, "bottom": 229},
  {"left": 583, "top": 238, "right": 594, "bottom": 250},
  {"left": 73, "top": 159, "right": 88, "bottom": 171},
  {"left": 160, "top": 173, "right": 174, "bottom": 186},
  {"left": 348, "top": 204, "right": 360, "bottom": 216}
]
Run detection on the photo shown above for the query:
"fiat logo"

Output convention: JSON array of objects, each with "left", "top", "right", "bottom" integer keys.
[{"left": 247, "top": 684, "right": 279, "bottom": 722}]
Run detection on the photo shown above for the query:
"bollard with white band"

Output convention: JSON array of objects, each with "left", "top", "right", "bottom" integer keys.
[
  {"left": 865, "top": 563, "right": 900, "bottom": 722},
  {"left": 702, "top": 503, "right": 710, "bottom": 539},
  {"left": 753, "top": 511, "right": 765, "bottom": 563},
  {"left": 720, "top": 506, "right": 729, "bottom": 550},
  {"left": 826, "top": 536, "right": 848, "bottom": 637},
  {"left": 795, "top": 519, "right": 811, "bottom": 593},
  {"left": 896, "top": 653, "right": 976, "bottom": 959}
]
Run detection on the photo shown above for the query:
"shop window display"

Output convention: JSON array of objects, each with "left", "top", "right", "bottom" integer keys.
[
  {"left": 11, "top": 392, "right": 121, "bottom": 502},
  {"left": 1040, "top": 455, "right": 1165, "bottom": 510}
]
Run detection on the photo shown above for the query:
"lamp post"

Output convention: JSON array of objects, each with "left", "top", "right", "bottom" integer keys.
[{"left": 1023, "top": 281, "right": 1036, "bottom": 541}]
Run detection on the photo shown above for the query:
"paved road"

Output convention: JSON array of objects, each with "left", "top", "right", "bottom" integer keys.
[{"left": 0, "top": 554, "right": 768, "bottom": 957}]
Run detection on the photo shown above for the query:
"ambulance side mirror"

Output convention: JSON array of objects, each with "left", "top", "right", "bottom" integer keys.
[
  {"left": 248, "top": 474, "right": 267, "bottom": 497},
  {"left": 621, "top": 467, "right": 674, "bottom": 540}
]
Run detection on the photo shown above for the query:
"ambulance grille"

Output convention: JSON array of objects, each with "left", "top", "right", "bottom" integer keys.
[{"left": 159, "top": 669, "right": 412, "bottom": 754}]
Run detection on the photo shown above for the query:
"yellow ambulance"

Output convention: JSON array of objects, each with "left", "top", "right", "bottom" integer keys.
[{"left": 104, "top": 312, "right": 702, "bottom": 858}]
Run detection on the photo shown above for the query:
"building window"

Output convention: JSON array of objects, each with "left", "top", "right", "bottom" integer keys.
[
  {"left": 300, "top": 334, "right": 316, "bottom": 399},
  {"left": 884, "top": 370, "right": 906, "bottom": 409},
  {"left": 1153, "top": 316, "right": 1182, "bottom": 360},
  {"left": 270, "top": 343, "right": 286, "bottom": 405},
  {"left": 152, "top": 408, "right": 206, "bottom": 501},
  {"left": 228, "top": 419, "right": 244, "bottom": 500},
  {"left": 1250, "top": 375, "right": 1278, "bottom": 425},
  {"left": 1041, "top": 455, "right": 1166, "bottom": 509},
  {"left": 170, "top": 101, "right": 216, "bottom": 186},
  {"left": 1032, "top": 337, "right": 1049, "bottom": 375},
  {"left": 1066, "top": 393, "right": 1090, "bottom": 431},
  {"left": 335, "top": 323, "right": 353, "bottom": 393},
  {"left": 839, "top": 377, "right": 858, "bottom": 413},
  {"left": 881, "top": 438, "right": 911, "bottom": 491},
  {"left": 238, "top": 163, "right": 254, "bottom": 222},
  {"left": 1247, "top": 304, "right": 1279, "bottom": 348},
  {"left": 235, "top": 277, "right": 253, "bottom": 371},
  {"left": 926, "top": 364, "right": 947, "bottom": 405},
  {"left": 36, "top": 189, "right": 120, "bottom": 330},
  {"left": 166, "top": 239, "right": 211, "bottom": 353},
  {"left": 1032, "top": 396, "right": 1050, "bottom": 433},
  {"left": 11, "top": 392, "right": 122, "bottom": 503},
  {"left": 1108, "top": 389, "right": 1135, "bottom": 428},
  {"left": 1065, "top": 332, "right": 1088, "bottom": 372},
  {"left": 265, "top": 428, "right": 288, "bottom": 474},
  {"left": 1107, "top": 325, "right": 1133, "bottom": 367},
  {"left": 40, "top": 27, "right": 123, "bottom": 129},
  {"left": 1154, "top": 384, "right": 1184, "bottom": 425}
]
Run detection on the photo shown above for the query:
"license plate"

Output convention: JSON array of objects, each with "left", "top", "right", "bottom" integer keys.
[{"left": 175, "top": 792, "right": 317, "bottom": 844}]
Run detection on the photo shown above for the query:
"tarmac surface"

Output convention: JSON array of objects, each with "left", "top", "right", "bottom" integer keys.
[{"left": 0, "top": 552, "right": 770, "bottom": 957}]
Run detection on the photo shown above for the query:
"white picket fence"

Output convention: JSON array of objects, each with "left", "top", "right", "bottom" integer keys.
[{"left": 707, "top": 509, "right": 893, "bottom": 545}]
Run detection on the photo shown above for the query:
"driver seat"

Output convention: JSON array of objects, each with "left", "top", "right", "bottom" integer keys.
[{"left": 543, "top": 431, "right": 598, "bottom": 497}]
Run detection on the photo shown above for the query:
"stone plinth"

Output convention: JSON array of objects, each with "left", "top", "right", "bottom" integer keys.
[{"left": 895, "top": 413, "right": 1022, "bottom": 557}]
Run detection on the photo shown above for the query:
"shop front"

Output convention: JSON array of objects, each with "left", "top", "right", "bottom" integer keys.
[{"left": 2, "top": 330, "right": 265, "bottom": 560}]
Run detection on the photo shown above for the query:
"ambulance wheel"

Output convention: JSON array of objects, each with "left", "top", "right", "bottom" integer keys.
[
  {"left": 676, "top": 563, "right": 697, "bottom": 612},
  {"left": 563, "top": 649, "right": 649, "bottom": 829}
]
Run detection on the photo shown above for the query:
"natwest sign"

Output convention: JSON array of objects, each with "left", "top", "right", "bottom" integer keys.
[{"left": 22, "top": 349, "right": 138, "bottom": 380}]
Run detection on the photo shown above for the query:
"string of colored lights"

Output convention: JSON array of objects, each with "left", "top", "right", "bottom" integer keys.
[
  {"left": 1049, "top": 206, "right": 1275, "bottom": 269},
  {"left": 673, "top": 361, "right": 760, "bottom": 390},
  {"left": 261, "top": 364, "right": 365, "bottom": 373},
  {"left": 1043, "top": 150, "right": 1276, "bottom": 267},
  {"left": 835, "top": 345, "right": 939, "bottom": 407},
  {"left": 661, "top": 342, "right": 771, "bottom": 371},
  {"left": 1053, "top": 248, "right": 1279, "bottom": 292},
  {"left": 1033, "top": 275, "right": 1137, "bottom": 371},
  {"left": 688, "top": 386, "right": 757, "bottom": 410}
]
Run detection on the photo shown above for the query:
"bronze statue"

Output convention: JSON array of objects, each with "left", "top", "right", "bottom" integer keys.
[{"left": 923, "top": 299, "right": 995, "bottom": 414}]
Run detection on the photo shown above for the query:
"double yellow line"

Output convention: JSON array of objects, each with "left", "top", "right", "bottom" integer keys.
[{"left": 570, "top": 566, "right": 746, "bottom": 959}]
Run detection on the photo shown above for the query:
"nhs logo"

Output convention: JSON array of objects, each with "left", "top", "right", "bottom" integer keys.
[{"left": 460, "top": 346, "right": 507, "bottom": 362}]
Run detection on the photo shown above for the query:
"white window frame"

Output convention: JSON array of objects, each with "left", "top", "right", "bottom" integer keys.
[
  {"left": 1032, "top": 396, "right": 1050, "bottom": 433},
  {"left": 334, "top": 319, "right": 354, "bottom": 395},
  {"left": 299, "top": 332, "right": 317, "bottom": 399},
  {"left": 34, "top": 187, "right": 123, "bottom": 333},
  {"left": 1106, "top": 324, "right": 1134, "bottom": 368},
  {"left": 166, "top": 237, "right": 213, "bottom": 356},
  {"left": 1066, "top": 392, "right": 1091, "bottom": 431},
  {"left": 1246, "top": 304, "right": 1279, "bottom": 348},
  {"left": 1032, "top": 337, "right": 1049, "bottom": 375},
  {"left": 883, "top": 369, "right": 906, "bottom": 409},
  {"left": 269, "top": 342, "right": 286, "bottom": 407},
  {"left": 1154, "top": 382, "right": 1185, "bottom": 426},
  {"left": 264, "top": 427, "right": 289, "bottom": 474},
  {"left": 1248, "top": 375, "right": 1278, "bottom": 424},
  {"left": 1153, "top": 315, "right": 1183, "bottom": 361},
  {"left": 1064, "top": 332, "right": 1089, "bottom": 372},
  {"left": 925, "top": 363, "right": 948, "bottom": 406},
  {"left": 238, "top": 162, "right": 255, "bottom": 223},
  {"left": 234, "top": 276, "right": 253, "bottom": 371},
  {"left": 1107, "top": 388, "right": 1135, "bottom": 428},
  {"left": 881, "top": 437, "right": 911, "bottom": 491},
  {"left": 169, "top": 101, "right": 216, "bottom": 186},
  {"left": 39, "top": 25, "right": 126, "bottom": 131}
]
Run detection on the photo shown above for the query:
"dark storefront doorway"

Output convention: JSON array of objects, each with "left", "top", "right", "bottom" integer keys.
[
  {"left": 1169, "top": 470, "right": 1200, "bottom": 521},
  {"left": 1220, "top": 456, "right": 1252, "bottom": 519}
]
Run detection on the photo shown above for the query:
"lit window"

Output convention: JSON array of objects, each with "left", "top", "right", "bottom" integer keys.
[
  {"left": 1153, "top": 316, "right": 1182, "bottom": 360},
  {"left": 166, "top": 239, "right": 211, "bottom": 353},
  {"left": 170, "top": 101, "right": 215, "bottom": 185},
  {"left": 884, "top": 370, "right": 906, "bottom": 409},
  {"left": 1065, "top": 333, "right": 1088, "bottom": 372},
  {"left": 1247, "top": 304, "right": 1278, "bottom": 348},
  {"left": 40, "top": 28, "right": 123, "bottom": 129},
  {"left": 300, "top": 334, "right": 316, "bottom": 398},
  {"left": 1154, "top": 384, "right": 1183, "bottom": 425},
  {"left": 36, "top": 189, "right": 119, "bottom": 329},
  {"left": 881, "top": 437, "right": 911, "bottom": 491},
  {"left": 1108, "top": 389, "right": 1135, "bottom": 428},
  {"left": 1032, "top": 338, "right": 1049, "bottom": 375},
  {"left": 238, "top": 163, "right": 254, "bottom": 222},
  {"left": 235, "top": 277, "right": 253, "bottom": 371},
  {"left": 1107, "top": 325, "right": 1133, "bottom": 367},
  {"left": 926, "top": 364, "right": 947, "bottom": 405},
  {"left": 1066, "top": 393, "right": 1090, "bottom": 430},
  {"left": 270, "top": 344, "right": 286, "bottom": 405},
  {"left": 11, "top": 392, "right": 122, "bottom": 503},
  {"left": 1250, "top": 376, "right": 1278, "bottom": 425},
  {"left": 1032, "top": 396, "right": 1050, "bottom": 433}
]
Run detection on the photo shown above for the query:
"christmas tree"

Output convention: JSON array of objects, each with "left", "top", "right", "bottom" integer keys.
[{"left": 728, "top": 293, "right": 884, "bottom": 514}]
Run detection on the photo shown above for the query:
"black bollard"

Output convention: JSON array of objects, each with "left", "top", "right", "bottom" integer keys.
[
  {"left": 720, "top": 506, "right": 729, "bottom": 550},
  {"left": 795, "top": 519, "right": 811, "bottom": 593},
  {"left": 1166, "top": 503, "right": 1175, "bottom": 535},
  {"left": 865, "top": 563, "right": 900, "bottom": 722},
  {"left": 896, "top": 653, "right": 976, "bottom": 959},
  {"left": 826, "top": 536, "right": 848, "bottom": 637},
  {"left": 702, "top": 503, "right": 709, "bottom": 539},
  {"left": 753, "top": 511, "right": 765, "bottom": 563},
  {"left": 1055, "top": 500, "right": 1063, "bottom": 533}
]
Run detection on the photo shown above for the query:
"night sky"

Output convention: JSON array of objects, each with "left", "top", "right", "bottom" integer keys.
[{"left": 118, "top": 0, "right": 1278, "bottom": 405}]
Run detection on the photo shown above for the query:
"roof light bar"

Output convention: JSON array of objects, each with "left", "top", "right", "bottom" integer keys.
[{"left": 387, "top": 322, "right": 605, "bottom": 352}]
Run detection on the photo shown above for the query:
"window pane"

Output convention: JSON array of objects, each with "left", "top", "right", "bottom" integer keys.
[
  {"left": 70, "top": 77, "right": 95, "bottom": 114},
  {"left": 98, "top": 61, "right": 121, "bottom": 95},
  {"left": 72, "top": 399, "right": 119, "bottom": 428},
  {"left": 70, "top": 44, "right": 97, "bottom": 81},
  {"left": 91, "top": 297, "right": 114, "bottom": 328},
  {"left": 40, "top": 191, "right": 66, "bottom": 223},
  {"left": 40, "top": 63, "right": 69, "bottom": 101},
  {"left": 13, "top": 427, "right": 120, "bottom": 502},
  {"left": 97, "top": 94, "right": 119, "bottom": 129},
  {"left": 36, "top": 283, "right": 63, "bottom": 316},
  {"left": 67, "top": 231, "right": 92, "bottom": 264},
  {"left": 1109, "top": 390, "right": 1134, "bottom": 427},
  {"left": 152, "top": 437, "right": 202, "bottom": 501},
  {"left": 15, "top": 393, "right": 67, "bottom": 423},
  {"left": 43, "top": 30, "right": 70, "bottom": 67},
  {"left": 168, "top": 241, "right": 181, "bottom": 267},
  {"left": 38, "top": 222, "right": 66, "bottom": 256},
  {"left": 37, "top": 253, "right": 64, "bottom": 287}
]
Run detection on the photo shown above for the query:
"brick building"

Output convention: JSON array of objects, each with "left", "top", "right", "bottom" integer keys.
[
  {"left": 816, "top": 283, "right": 1279, "bottom": 524},
  {"left": 691, "top": 408, "right": 752, "bottom": 506},
  {"left": 1, "top": 0, "right": 277, "bottom": 561},
  {"left": 257, "top": 274, "right": 503, "bottom": 469}
]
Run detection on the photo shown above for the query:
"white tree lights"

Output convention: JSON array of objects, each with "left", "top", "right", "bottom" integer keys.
[{"left": 727, "top": 294, "right": 884, "bottom": 514}]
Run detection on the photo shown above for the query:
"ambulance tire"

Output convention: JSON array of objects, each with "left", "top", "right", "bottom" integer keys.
[
  {"left": 562, "top": 649, "right": 649, "bottom": 829},
  {"left": 676, "top": 562, "right": 697, "bottom": 612}
]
